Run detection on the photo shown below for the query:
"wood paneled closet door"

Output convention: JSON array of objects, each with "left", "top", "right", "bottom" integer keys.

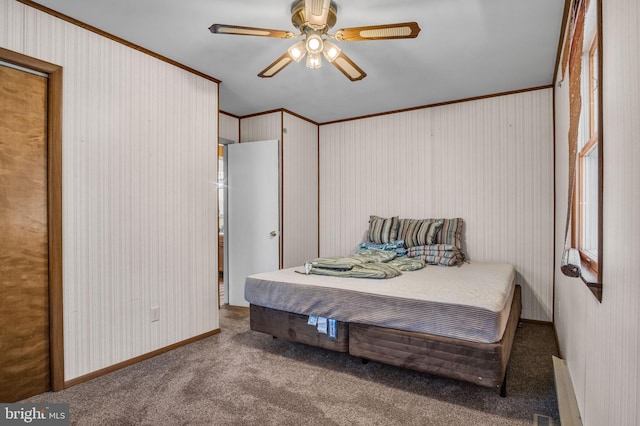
[{"left": 0, "top": 65, "right": 50, "bottom": 402}]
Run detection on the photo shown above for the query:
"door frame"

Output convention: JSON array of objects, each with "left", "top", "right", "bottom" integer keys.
[
  {"left": 0, "top": 47, "right": 64, "bottom": 391},
  {"left": 218, "top": 138, "right": 234, "bottom": 306},
  {"left": 226, "top": 139, "right": 281, "bottom": 307}
]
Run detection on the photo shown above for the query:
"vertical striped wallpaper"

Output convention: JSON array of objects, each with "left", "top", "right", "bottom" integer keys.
[
  {"left": 554, "top": 0, "right": 640, "bottom": 424},
  {"left": 1, "top": 0, "right": 219, "bottom": 381},
  {"left": 240, "top": 112, "right": 282, "bottom": 143},
  {"left": 320, "top": 89, "right": 554, "bottom": 321},
  {"left": 219, "top": 112, "right": 239, "bottom": 142},
  {"left": 282, "top": 113, "right": 318, "bottom": 267}
]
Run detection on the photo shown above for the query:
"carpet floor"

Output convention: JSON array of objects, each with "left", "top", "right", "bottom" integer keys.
[{"left": 26, "top": 306, "right": 560, "bottom": 425}]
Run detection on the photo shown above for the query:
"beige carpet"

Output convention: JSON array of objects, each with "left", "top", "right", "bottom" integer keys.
[{"left": 25, "top": 306, "right": 560, "bottom": 425}]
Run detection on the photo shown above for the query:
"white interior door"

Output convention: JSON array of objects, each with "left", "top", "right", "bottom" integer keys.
[{"left": 226, "top": 140, "right": 280, "bottom": 306}]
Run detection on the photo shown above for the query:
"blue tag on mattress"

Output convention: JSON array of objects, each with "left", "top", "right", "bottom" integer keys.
[
  {"left": 328, "top": 318, "right": 337, "bottom": 339},
  {"left": 307, "top": 315, "right": 318, "bottom": 326},
  {"left": 317, "top": 317, "right": 328, "bottom": 334}
]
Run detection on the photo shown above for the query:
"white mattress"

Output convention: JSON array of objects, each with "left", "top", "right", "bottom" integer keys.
[{"left": 244, "top": 262, "right": 516, "bottom": 344}]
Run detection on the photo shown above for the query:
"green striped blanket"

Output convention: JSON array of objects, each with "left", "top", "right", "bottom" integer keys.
[{"left": 305, "top": 249, "right": 426, "bottom": 279}]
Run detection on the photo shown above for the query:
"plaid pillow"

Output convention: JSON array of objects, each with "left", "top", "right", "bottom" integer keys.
[{"left": 407, "top": 244, "right": 466, "bottom": 266}]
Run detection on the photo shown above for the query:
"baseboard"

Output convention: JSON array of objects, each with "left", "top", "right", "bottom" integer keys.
[
  {"left": 63, "top": 328, "right": 221, "bottom": 389},
  {"left": 552, "top": 356, "right": 583, "bottom": 426},
  {"left": 520, "top": 318, "right": 554, "bottom": 326},
  {"left": 553, "top": 323, "right": 563, "bottom": 358}
]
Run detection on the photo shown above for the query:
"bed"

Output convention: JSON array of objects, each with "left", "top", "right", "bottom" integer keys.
[{"left": 245, "top": 217, "right": 522, "bottom": 396}]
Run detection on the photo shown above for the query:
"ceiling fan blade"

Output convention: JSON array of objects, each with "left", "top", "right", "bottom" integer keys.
[
  {"left": 305, "top": 0, "right": 332, "bottom": 27},
  {"left": 209, "top": 24, "right": 294, "bottom": 39},
  {"left": 335, "top": 22, "right": 421, "bottom": 41},
  {"left": 257, "top": 52, "right": 295, "bottom": 78},
  {"left": 328, "top": 51, "right": 366, "bottom": 81}
]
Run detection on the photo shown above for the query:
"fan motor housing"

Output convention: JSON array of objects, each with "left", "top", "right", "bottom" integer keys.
[{"left": 290, "top": 0, "right": 338, "bottom": 31}]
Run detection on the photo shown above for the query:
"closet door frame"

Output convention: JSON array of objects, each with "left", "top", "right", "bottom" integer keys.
[{"left": 0, "top": 47, "right": 64, "bottom": 391}]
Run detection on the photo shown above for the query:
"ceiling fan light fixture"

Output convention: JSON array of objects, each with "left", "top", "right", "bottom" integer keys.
[
  {"left": 306, "top": 52, "right": 322, "bottom": 69},
  {"left": 322, "top": 40, "right": 341, "bottom": 62},
  {"left": 305, "top": 33, "right": 324, "bottom": 54},
  {"left": 210, "top": 2, "right": 421, "bottom": 81},
  {"left": 288, "top": 40, "right": 307, "bottom": 62}
]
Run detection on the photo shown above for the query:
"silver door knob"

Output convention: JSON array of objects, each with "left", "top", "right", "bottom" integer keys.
[{"left": 270, "top": 231, "right": 277, "bottom": 237}]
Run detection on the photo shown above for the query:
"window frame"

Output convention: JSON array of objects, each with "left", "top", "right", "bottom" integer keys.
[
  {"left": 569, "top": 0, "right": 603, "bottom": 301},
  {"left": 576, "top": 34, "right": 600, "bottom": 274}
]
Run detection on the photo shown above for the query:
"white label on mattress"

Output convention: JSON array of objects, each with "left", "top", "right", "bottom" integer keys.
[
  {"left": 307, "top": 315, "right": 318, "bottom": 326},
  {"left": 328, "top": 318, "right": 337, "bottom": 339},
  {"left": 317, "top": 317, "right": 327, "bottom": 334}
]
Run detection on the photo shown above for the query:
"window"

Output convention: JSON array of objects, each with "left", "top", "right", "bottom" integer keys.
[
  {"left": 566, "top": 0, "right": 602, "bottom": 300},
  {"left": 577, "top": 35, "right": 599, "bottom": 273}
]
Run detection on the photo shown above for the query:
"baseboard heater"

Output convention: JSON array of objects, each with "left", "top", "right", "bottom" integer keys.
[{"left": 552, "top": 356, "right": 583, "bottom": 426}]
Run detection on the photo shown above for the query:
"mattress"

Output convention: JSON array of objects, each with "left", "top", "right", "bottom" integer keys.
[{"left": 245, "top": 262, "right": 515, "bottom": 344}]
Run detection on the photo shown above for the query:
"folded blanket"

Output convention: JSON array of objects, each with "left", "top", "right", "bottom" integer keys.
[
  {"left": 353, "top": 249, "right": 397, "bottom": 263},
  {"left": 360, "top": 240, "right": 408, "bottom": 257},
  {"left": 309, "top": 256, "right": 367, "bottom": 270},
  {"left": 309, "top": 261, "right": 402, "bottom": 279},
  {"left": 407, "top": 244, "right": 466, "bottom": 266},
  {"left": 304, "top": 249, "right": 421, "bottom": 279},
  {"left": 309, "top": 249, "right": 396, "bottom": 270},
  {"left": 387, "top": 257, "right": 426, "bottom": 271}
]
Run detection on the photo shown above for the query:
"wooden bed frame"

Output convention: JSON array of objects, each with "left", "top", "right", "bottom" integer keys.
[{"left": 250, "top": 285, "right": 521, "bottom": 396}]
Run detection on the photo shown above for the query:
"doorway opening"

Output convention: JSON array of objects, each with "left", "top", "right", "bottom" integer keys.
[
  {"left": 217, "top": 143, "right": 226, "bottom": 306},
  {"left": 217, "top": 137, "right": 237, "bottom": 306}
]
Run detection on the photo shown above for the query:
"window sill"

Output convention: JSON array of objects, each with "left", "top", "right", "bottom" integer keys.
[{"left": 580, "top": 258, "right": 602, "bottom": 302}]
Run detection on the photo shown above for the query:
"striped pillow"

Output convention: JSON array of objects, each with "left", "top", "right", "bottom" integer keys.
[
  {"left": 438, "top": 218, "right": 464, "bottom": 249},
  {"left": 399, "top": 217, "right": 464, "bottom": 249},
  {"left": 402, "top": 219, "right": 443, "bottom": 248},
  {"left": 367, "top": 215, "right": 399, "bottom": 244}
]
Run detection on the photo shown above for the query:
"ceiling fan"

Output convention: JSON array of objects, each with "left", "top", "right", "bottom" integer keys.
[{"left": 209, "top": 0, "right": 420, "bottom": 81}]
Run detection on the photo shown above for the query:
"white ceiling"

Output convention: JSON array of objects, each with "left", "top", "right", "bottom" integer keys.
[{"left": 31, "top": 0, "right": 565, "bottom": 123}]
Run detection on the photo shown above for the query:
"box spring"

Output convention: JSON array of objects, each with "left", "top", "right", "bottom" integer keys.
[
  {"left": 250, "top": 304, "right": 349, "bottom": 352},
  {"left": 249, "top": 285, "right": 521, "bottom": 391},
  {"left": 349, "top": 285, "right": 521, "bottom": 388}
]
